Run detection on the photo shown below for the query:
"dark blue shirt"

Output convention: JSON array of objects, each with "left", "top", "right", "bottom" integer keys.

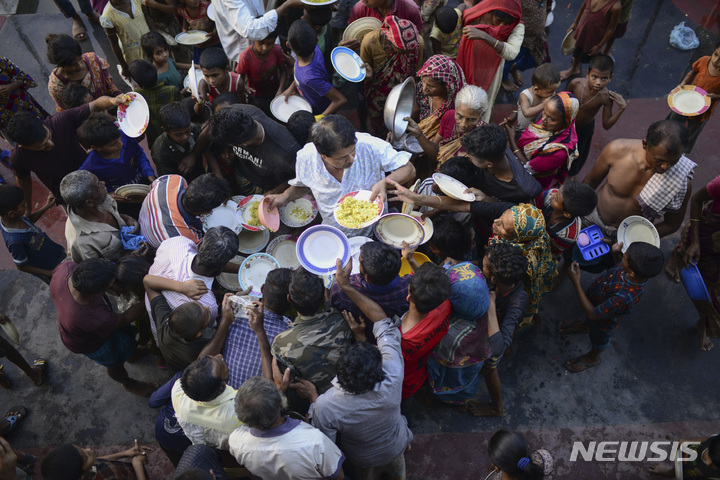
[
  {"left": 1, "top": 217, "right": 66, "bottom": 271},
  {"left": 80, "top": 133, "right": 155, "bottom": 192}
]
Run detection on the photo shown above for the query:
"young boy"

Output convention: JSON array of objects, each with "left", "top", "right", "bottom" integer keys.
[
  {"left": 198, "top": 48, "right": 248, "bottom": 106},
  {"left": 235, "top": 31, "right": 288, "bottom": 115},
  {"left": 515, "top": 63, "right": 561, "bottom": 133},
  {"left": 559, "top": 0, "right": 621, "bottom": 81},
  {"left": 0, "top": 185, "right": 66, "bottom": 280},
  {"left": 562, "top": 241, "right": 664, "bottom": 373},
  {"left": 151, "top": 102, "right": 206, "bottom": 181},
  {"left": 666, "top": 42, "right": 720, "bottom": 153},
  {"left": 79, "top": 112, "right": 156, "bottom": 194},
  {"left": 62, "top": 84, "right": 94, "bottom": 110},
  {"left": 430, "top": 5, "right": 463, "bottom": 59},
  {"left": 129, "top": 59, "right": 182, "bottom": 147},
  {"left": 282, "top": 20, "right": 346, "bottom": 116},
  {"left": 468, "top": 242, "right": 529, "bottom": 417},
  {"left": 566, "top": 54, "right": 626, "bottom": 176}
]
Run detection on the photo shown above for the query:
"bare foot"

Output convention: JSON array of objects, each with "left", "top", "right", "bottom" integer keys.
[
  {"left": 122, "top": 381, "right": 160, "bottom": 397},
  {"left": 664, "top": 250, "right": 684, "bottom": 282},
  {"left": 501, "top": 78, "right": 519, "bottom": 92},
  {"left": 467, "top": 401, "right": 505, "bottom": 417},
  {"left": 559, "top": 67, "right": 580, "bottom": 81},
  {"left": 564, "top": 355, "right": 601, "bottom": 373},
  {"left": 696, "top": 320, "right": 714, "bottom": 351},
  {"left": 648, "top": 464, "right": 674, "bottom": 477},
  {"left": 71, "top": 16, "right": 88, "bottom": 42},
  {"left": 558, "top": 320, "right": 589, "bottom": 334}
]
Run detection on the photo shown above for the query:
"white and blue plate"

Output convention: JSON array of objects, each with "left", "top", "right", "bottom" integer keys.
[
  {"left": 296, "top": 225, "right": 350, "bottom": 275},
  {"left": 239, "top": 253, "right": 280, "bottom": 297},
  {"left": 331, "top": 47, "right": 366, "bottom": 83}
]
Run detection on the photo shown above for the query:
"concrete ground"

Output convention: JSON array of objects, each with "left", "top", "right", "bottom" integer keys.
[{"left": 1, "top": 1, "right": 720, "bottom": 479}]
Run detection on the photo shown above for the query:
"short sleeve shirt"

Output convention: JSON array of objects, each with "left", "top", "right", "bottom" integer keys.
[
  {"left": 294, "top": 46, "right": 332, "bottom": 114},
  {"left": 1, "top": 217, "right": 66, "bottom": 270},
  {"left": 236, "top": 44, "right": 285, "bottom": 98},
  {"left": 586, "top": 264, "right": 647, "bottom": 330},
  {"left": 429, "top": 8, "right": 461, "bottom": 58}
]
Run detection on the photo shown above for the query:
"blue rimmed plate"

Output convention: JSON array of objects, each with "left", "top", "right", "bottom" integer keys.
[
  {"left": 239, "top": 253, "right": 280, "bottom": 297},
  {"left": 331, "top": 47, "right": 366, "bottom": 83},
  {"left": 296, "top": 225, "right": 350, "bottom": 275}
]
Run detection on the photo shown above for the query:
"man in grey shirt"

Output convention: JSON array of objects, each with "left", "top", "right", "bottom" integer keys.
[{"left": 292, "top": 259, "right": 413, "bottom": 480}]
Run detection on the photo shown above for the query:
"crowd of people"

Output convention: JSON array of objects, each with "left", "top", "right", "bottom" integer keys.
[{"left": 0, "top": 0, "right": 719, "bottom": 478}]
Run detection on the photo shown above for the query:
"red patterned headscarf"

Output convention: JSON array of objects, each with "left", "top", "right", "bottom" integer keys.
[
  {"left": 416, "top": 55, "right": 466, "bottom": 121},
  {"left": 378, "top": 16, "right": 420, "bottom": 86},
  {"left": 381, "top": 15, "right": 420, "bottom": 51}
]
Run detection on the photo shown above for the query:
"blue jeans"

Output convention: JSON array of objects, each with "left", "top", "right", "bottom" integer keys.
[{"left": 53, "top": 0, "right": 95, "bottom": 18}]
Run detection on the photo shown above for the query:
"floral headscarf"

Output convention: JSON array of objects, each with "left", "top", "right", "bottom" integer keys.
[
  {"left": 379, "top": 16, "right": 420, "bottom": 82},
  {"left": 416, "top": 55, "right": 466, "bottom": 122}
]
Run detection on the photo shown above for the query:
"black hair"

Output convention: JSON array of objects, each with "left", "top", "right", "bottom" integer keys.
[
  {"left": 181, "top": 96, "right": 208, "bottom": 124},
  {"left": 62, "top": 83, "right": 92, "bottom": 109},
  {"left": 181, "top": 356, "right": 227, "bottom": 402},
  {"left": 82, "top": 112, "right": 121, "bottom": 148},
  {"left": 115, "top": 255, "right": 151, "bottom": 287},
  {"left": 41, "top": 444, "right": 84, "bottom": 480},
  {"left": 531, "top": 63, "right": 561, "bottom": 89},
  {"left": 45, "top": 33, "right": 81, "bottom": 67},
  {"left": 287, "top": 110, "right": 316, "bottom": 145},
  {"left": 430, "top": 215, "right": 471, "bottom": 260},
  {"left": 235, "top": 376, "right": 282, "bottom": 430},
  {"left": 485, "top": 243, "right": 528, "bottom": 285},
  {"left": 141, "top": 30, "right": 170, "bottom": 60},
  {"left": 199, "top": 48, "right": 229, "bottom": 70},
  {"left": 435, "top": 6, "right": 459, "bottom": 34},
  {"left": 213, "top": 92, "right": 241, "bottom": 111},
  {"left": 289, "top": 268, "right": 325, "bottom": 315},
  {"left": 461, "top": 123, "right": 507, "bottom": 163},
  {"left": 262, "top": 268, "right": 293, "bottom": 314},
  {"left": 409, "top": 263, "right": 451, "bottom": 314},
  {"left": 646, "top": 120, "right": 688, "bottom": 156},
  {"left": 588, "top": 54, "right": 615, "bottom": 74},
  {"left": 160, "top": 102, "right": 192, "bottom": 131},
  {"left": 260, "top": 30, "right": 279, "bottom": 42},
  {"left": 559, "top": 181, "right": 597, "bottom": 217},
  {"left": 0, "top": 185, "right": 25, "bottom": 216},
  {"left": 708, "top": 435, "right": 720, "bottom": 468},
  {"left": 184, "top": 173, "right": 231, "bottom": 213},
  {"left": 169, "top": 302, "right": 207, "bottom": 341},
  {"left": 488, "top": 430, "right": 544, "bottom": 480},
  {"left": 625, "top": 242, "right": 664, "bottom": 280},
  {"left": 7, "top": 112, "right": 46, "bottom": 146},
  {"left": 196, "top": 226, "right": 239, "bottom": 273},
  {"left": 438, "top": 156, "right": 478, "bottom": 186},
  {"left": 129, "top": 59, "right": 158, "bottom": 89},
  {"left": 311, "top": 115, "right": 356, "bottom": 156},
  {"left": 207, "top": 105, "right": 258, "bottom": 146},
  {"left": 305, "top": 6, "right": 332, "bottom": 27},
  {"left": 336, "top": 342, "right": 385, "bottom": 394},
  {"left": 287, "top": 19, "right": 317, "bottom": 58},
  {"left": 359, "top": 241, "right": 401, "bottom": 285},
  {"left": 71, "top": 258, "right": 117, "bottom": 295},
  {"left": 491, "top": 9, "right": 518, "bottom": 23}
]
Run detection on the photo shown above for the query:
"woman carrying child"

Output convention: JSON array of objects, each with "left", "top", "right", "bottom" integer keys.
[
  {"left": 506, "top": 91, "right": 579, "bottom": 190},
  {"left": 0, "top": 57, "right": 49, "bottom": 140},
  {"left": 414, "top": 55, "right": 465, "bottom": 140},
  {"left": 456, "top": 0, "right": 524, "bottom": 122},
  {"left": 360, "top": 16, "right": 423, "bottom": 136},
  {"left": 46, "top": 34, "right": 122, "bottom": 112}
]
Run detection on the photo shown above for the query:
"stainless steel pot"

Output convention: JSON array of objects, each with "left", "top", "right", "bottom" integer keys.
[{"left": 383, "top": 77, "right": 416, "bottom": 139}]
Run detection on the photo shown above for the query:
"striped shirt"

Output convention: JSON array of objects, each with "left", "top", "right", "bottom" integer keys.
[
  {"left": 144, "top": 236, "right": 218, "bottom": 341},
  {"left": 139, "top": 175, "right": 204, "bottom": 248}
]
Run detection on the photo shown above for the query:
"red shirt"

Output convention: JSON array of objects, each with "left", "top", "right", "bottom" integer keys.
[
  {"left": 235, "top": 44, "right": 285, "bottom": 99},
  {"left": 348, "top": 0, "right": 423, "bottom": 31},
  {"left": 400, "top": 299, "right": 451, "bottom": 398}
]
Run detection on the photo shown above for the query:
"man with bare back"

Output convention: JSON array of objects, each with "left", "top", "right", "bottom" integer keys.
[{"left": 581, "top": 120, "right": 696, "bottom": 241}]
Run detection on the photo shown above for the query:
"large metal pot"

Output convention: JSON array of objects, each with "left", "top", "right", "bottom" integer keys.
[{"left": 384, "top": 77, "right": 416, "bottom": 139}]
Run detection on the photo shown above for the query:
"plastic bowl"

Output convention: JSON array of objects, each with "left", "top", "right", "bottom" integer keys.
[
  {"left": 577, "top": 225, "right": 610, "bottom": 261},
  {"left": 680, "top": 261, "right": 711, "bottom": 302}
]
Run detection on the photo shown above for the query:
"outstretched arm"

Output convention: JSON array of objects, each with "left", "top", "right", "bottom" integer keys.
[{"left": 335, "top": 259, "right": 387, "bottom": 323}]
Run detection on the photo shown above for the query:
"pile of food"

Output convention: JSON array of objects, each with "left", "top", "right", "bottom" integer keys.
[
  {"left": 290, "top": 205, "right": 311, "bottom": 222},
  {"left": 335, "top": 196, "right": 378, "bottom": 229},
  {"left": 248, "top": 201, "right": 262, "bottom": 227}
]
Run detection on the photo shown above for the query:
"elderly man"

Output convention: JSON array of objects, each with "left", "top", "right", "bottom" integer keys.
[
  {"left": 206, "top": 105, "right": 301, "bottom": 193},
  {"left": 144, "top": 226, "right": 239, "bottom": 347},
  {"left": 294, "top": 259, "right": 413, "bottom": 480},
  {"left": 139, "top": 173, "right": 230, "bottom": 248},
  {"left": 50, "top": 258, "right": 157, "bottom": 397},
  {"left": 61, "top": 170, "right": 139, "bottom": 263},
  {"left": 6, "top": 95, "right": 125, "bottom": 215},
  {"left": 267, "top": 115, "right": 415, "bottom": 236}
]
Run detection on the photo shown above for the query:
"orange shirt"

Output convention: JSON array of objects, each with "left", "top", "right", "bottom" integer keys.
[{"left": 691, "top": 56, "right": 720, "bottom": 122}]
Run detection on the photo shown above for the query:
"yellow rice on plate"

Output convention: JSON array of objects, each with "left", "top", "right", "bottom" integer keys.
[{"left": 336, "top": 196, "right": 378, "bottom": 229}]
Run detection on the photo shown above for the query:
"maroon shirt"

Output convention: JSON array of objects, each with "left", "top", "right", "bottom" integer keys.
[
  {"left": 348, "top": 0, "right": 423, "bottom": 31},
  {"left": 50, "top": 261, "right": 118, "bottom": 354},
  {"left": 10, "top": 104, "right": 91, "bottom": 201}
]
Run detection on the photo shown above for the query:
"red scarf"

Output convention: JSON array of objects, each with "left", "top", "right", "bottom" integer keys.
[{"left": 457, "top": 0, "right": 522, "bottom": 89}]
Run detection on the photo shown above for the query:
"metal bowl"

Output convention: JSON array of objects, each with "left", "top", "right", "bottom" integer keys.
[{"left": 384, "top": 77, "right": 416, "bottom": 139}]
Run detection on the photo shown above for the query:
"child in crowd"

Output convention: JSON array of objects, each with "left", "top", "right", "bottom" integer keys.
[
  {"left": 0, "top": 57, "right": 49, "bottom": 142},
  {"left": 282, "top": 20, "right": 346, "bottom": 116},
  {"left": 0, "top": 185, "right": 66, "bottom": 280},
  {"left": 129, "top": 59, "right": 182, "bottom": 147},
  {"left": 604, "top": 0, "right": 635, "bottom": 54},
  {"left": 100, "top": 0, "right": 154, "bottom": 80},
  {"left": 141, "top": 31, "right": 191, "bottom": 91},
  {"left": 567, "top": 55, "right": 626, "bottom": 176},
  {"left": 198, "top": 48, "right": 248, "bottom": 106},
  {"left": 667, "top": 42, "right": 720, "bottom": 153},
  {"left": 286, "top": 110, "right": 316, "bottom": 145},
  {"left": 152, "top": 102, "right": 206, "bottom": 181},
  {"left": 302, "top": 6, "right": 334, "bottom": 71},
  {"left": 559, "top": 0, "right": 621, "bottom": 81},
  {"left": 79, "top": 112, "right": 156, "bottom": 194},
  {"left": 515, "top": 63, "right": 561, "bottom": 134},
  {"left": 61, "top": 83, "right": 93, "bottom": 109},
  {"left": 176, "top": 0, "right": 221, "bottom": 62},
  {"left": 468, "top": 242, "right": 529, "bottom": 417},
  {"left": 181, "top": 96, "right": 210, "bottom": 125},
  {"left": 562, "top": 241, "right": 664, "bottom": 373},
  {"left": 430, "top": 6, "right": 463, "bottom": 59},
  {"left": 235, "top": 30, "right": 288, "bottom": 115},
  {"left": 417, "top": 156, "right": 476, "bottom": 226}
]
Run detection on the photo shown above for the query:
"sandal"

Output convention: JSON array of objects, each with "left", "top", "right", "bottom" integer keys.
[
  {"left": 0, "top": 365, "right": 10, "bottom": 389},
  {"left": 4, "top": 406, "right": 27, "bottom": 434},
  {"left": 72, "top": 23, "right": 88, "bottom": 42},
  {"left": 32, "top": 359, "right": 47, "bottom": 386}
]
